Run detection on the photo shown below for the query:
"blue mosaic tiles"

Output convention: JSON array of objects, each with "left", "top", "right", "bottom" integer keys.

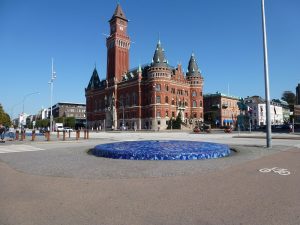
[{"left": 92, "top": 140, "right": 231, "bottom": 160}]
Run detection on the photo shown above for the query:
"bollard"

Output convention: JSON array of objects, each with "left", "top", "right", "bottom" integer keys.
[
  {"left": 20, "top": 131, "right": 24, "bottom": 141},
  {"left": 76, "top": 130, "right": 80, "bottom": 140},
  {"left": 87, "top": 129, "right": 89, "bottom": 139},
  {"left": 63, "top": 130, "right": 66, "bottom": 141},
  {"left": 16, "top": 130, "right": 19, "bottom": 140},
  {"left": 45, "top": 131, "right": 50, "bottom": 141},
  {"left": 68, "top": 130, "right": 71, "bottom": 138},
  {"left": 84, "top": 129, "right": 87, "bottom": 139},
  {"left": 31, "top": 130, "right": 35, "bottom": 141},
  {"left": 23, "top": 131, "right": 26, "bottom": 140},
  {"left": 57, "top": 130, "right": 60, "bottom": 138}
]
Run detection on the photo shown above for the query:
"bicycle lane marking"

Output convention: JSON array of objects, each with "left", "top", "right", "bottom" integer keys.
[{"left": 259, "top": 167, "right": 291, "bottom": 175}]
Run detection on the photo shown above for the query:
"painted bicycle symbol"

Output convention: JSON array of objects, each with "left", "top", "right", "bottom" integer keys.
[{"left": 259, "top": 167, "right": 291, "bottom": 176}]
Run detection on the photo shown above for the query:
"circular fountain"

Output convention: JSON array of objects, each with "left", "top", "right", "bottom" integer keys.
[{"left": 92, "top": 140, "right": 231, "bottom": 160}]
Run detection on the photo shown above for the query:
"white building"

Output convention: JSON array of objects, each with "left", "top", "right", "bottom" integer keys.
[
  {"left": 36, "top": 108, "right": 50, "bottom": 120},
  {"left": 244, "top": 96, "right": 284, "bottom": 126}
]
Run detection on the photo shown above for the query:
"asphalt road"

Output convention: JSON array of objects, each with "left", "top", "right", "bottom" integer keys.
[{"left": 0, "top": 132, "right": 299, "bottom": 225}]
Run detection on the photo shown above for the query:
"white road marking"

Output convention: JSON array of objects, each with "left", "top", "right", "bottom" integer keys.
[
  {"left": 0, "top": 145, "right": 45, "bottom": 154},
  {"left": 259, "top": 167, "right": 291, "bottom": 175}
]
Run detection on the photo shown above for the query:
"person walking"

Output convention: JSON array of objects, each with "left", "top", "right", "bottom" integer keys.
[
  {"left": 0, "top": 123, "right": 6, "bottom": 143},
  {"left": 8, "top": 125, "right": 15, "bottom": 141}
]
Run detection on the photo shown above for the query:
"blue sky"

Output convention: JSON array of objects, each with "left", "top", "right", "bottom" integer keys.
[{"left": 1, "top": 0, "right": 299, "bottom": 117}]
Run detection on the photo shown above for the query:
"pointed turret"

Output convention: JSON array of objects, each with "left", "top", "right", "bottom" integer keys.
[
  {"left": 87, "top": 67, "right": 101, "bottom": 90},
  {"left": 186, "top": 53, "right": 202, "bottom": 77},
  {"left": 151, "top": 40, "right": 168, "bottom": 67},
  {"left": 109, "top": 4, "right": 128, "bottom": 22}
]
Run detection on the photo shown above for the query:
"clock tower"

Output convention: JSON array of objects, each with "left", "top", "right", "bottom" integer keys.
[{"left": 106, "top": 4, "right": 130, "bottom": 86}]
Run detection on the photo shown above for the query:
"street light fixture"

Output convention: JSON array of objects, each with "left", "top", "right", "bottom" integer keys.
[
  {"left": 21, "top": 91, "right": 40, "bottom": 127},
  {"left": 22, "top": 92, "right": 40, "bottom": 114},
  {"left": 48, "top": 58, "right": 56, "bottom": 132}
]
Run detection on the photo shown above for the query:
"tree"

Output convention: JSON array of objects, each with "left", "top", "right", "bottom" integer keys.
[
  {"left": 64, "top": 117, "right": 75, "bottom": 128},
  {"left": 281, "top": 91, "right": 296, "bottom": 105},
  {"left": 0, "top": 104, "right": 11, "bottom": 126},
  {"left": 167, "top": 113, "right": 182, "bottom": 129}
]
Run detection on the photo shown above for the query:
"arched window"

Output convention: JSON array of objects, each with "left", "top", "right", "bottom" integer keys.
[
  {"left": 132, "top": 93, "right": 137, "bottom": 106},
  {"left": 192, "top": 91, "right": 197, "bottom": 97},
  {"left": 172, "top": 99, "right": 175, "bottom": 105},
  {"left": 193, "top": 100, "right": 197, "bottom": 107},
  {"left": 119, "top": 95, "right": 124, "bottom": 107},
  {"left": 165, "top": 96, "right": 169, "bottom": 104},
  {"left": 156, "top": 96, "right": 161, "bottom": 104},
  {"left": 155, "top": 84, "right": 161, "bottom": 91},
  {"left": 126, "top": 94, "right": 130, "bottom": 106}
]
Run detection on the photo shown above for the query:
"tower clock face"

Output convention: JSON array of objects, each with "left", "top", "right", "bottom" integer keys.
[{"left": 119, "top": 26, "right": 124, "bottom": 31}]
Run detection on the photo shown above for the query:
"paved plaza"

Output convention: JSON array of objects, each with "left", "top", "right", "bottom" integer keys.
[{"left": 0, "top": 131, "right": 300, "bottom": 225}]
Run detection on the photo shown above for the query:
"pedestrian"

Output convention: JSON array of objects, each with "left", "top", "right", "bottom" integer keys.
[
  {"left": 289, "top": 124, "right": 293, "bottom": 133},
  {"left": 8, "top": 125, "right": 15, "bottom": 141},
  {"left": 0, "top": 123, "right": 6, "bottom": 143}
]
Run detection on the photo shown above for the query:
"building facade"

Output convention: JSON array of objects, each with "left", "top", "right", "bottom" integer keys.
[
  {"left": 203, "top": 92, "right": 240, "bottom": 127},
  {"left": 244, "top": 96, "right": 287, "bottom": 126},
  {"left": 85, "top": 4, "right": 204, "bottom": 130},
  {"left": 50, "top": 102, "right": 86, "bottom": 125}
]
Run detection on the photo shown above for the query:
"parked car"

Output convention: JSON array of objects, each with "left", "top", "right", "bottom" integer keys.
[
  {"left": 64, "top": 127, "right": 73, "bottom": 132},
  {"left": 56, "top": 126, "right": 64, "bottom": 132}
]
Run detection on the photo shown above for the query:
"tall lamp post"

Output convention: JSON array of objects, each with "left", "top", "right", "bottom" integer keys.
[
  {"left": 261, "top": 0, "right": 272, "bottom": 148},
  {"left": 48, "top": 58, "right": 56, "bottom": 132}
]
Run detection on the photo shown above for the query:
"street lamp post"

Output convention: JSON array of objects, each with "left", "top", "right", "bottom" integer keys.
[
  {"left": 261, "top": 0, "right": 272, "bottom": 148},
  {"left": 48, "top": 58, "right": 56, "bottom": 132}
]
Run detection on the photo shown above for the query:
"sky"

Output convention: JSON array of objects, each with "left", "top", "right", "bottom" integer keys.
[{"left": 1, "top": 0, "right": 299, "bottom": 118}]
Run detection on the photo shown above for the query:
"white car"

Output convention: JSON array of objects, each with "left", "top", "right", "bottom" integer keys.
[
  {"left": 56, "top": 126, "right": 64, "bottom": 132},
  {"left": 64, "top": 127, "right": 73, "bottom": 132}
]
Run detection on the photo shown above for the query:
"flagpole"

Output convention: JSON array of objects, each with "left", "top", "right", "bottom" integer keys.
[{"left": 261, "top": 0, "right": 272, "bottom": 148}]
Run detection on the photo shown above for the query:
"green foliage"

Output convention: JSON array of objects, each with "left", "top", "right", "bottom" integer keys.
[
  {"left": 281, "top": 91, "right": 296, "bottom": 105},
  {"left": 53, "top": 117, "right": 76, "bottom": 128},
  {"left": 54, "top": 117, "right": 64, "bottom": 123},
  {"left": 0, "top": 104, "right": 11, "bottom": 126},
  {"left": 36, "top": 119, "right": 50, "bottom": 128},
  {"left": 167, "top": 113, "right": 182, "bottom": 129},
  {"left": 64, "top": 117, "right": 75, "bottom": 128}
]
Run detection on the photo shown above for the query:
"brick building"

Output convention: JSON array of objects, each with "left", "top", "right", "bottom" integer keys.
[
  {"left": 203, "top": 92, "right": 240, "bottom": 127},
  {"left": 85, "top": 4, "right": 204, "bottom": 130}
]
